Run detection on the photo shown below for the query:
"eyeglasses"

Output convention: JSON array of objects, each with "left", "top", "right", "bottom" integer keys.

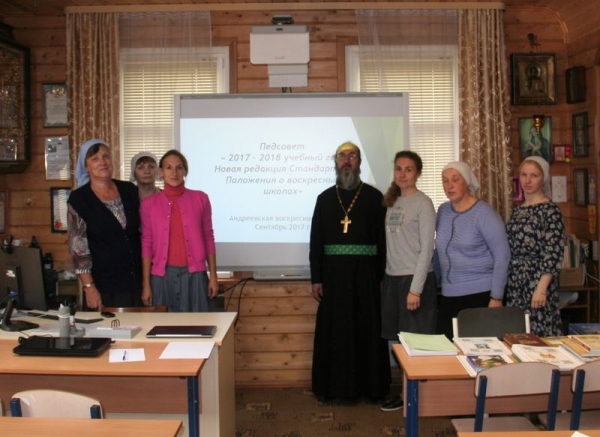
[{"left": 336, "top": 153, "right": 358, "bottom": 162}]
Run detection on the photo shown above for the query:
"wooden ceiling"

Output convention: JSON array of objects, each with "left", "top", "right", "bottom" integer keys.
[{"left": 0, "top": 0, "right": 599, "bottom": 43}]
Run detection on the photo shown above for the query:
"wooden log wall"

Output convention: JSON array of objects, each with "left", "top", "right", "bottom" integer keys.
[
  {"left": 505, "top": 6, "right": 599, "bottom": 243},
  {"left": 223, "top": 280, "right": 317, "bottom": 387},
  {"left": 2, "top": 4, "right": 598, "bottom": 387}
]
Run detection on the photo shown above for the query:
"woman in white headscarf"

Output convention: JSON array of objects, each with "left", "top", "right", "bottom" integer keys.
[
  {"left": 130, "top": 151, "right": 161, "bottom": 200},
  {"left": 67, "top": 139, "right": 142, "bottom": 310},
  {"left": 505, "top": 156, "right": 565, "bottom": 336},
  {"left": 434, "top": 161, "right": 510, "bottom": 339}
]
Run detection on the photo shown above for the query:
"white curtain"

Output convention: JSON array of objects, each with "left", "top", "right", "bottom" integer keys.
[
  {"left": 356, "top": 9, "right": 458, "bottom": 89},
  {"left": 118, "top": 11, "right": 213, "bottom": 177},
  {"left": 356, "top": 9, "right": 512, "bottom": 218},
  {"left": 356, "top": 9, "right": 459, "bottom": 209}
]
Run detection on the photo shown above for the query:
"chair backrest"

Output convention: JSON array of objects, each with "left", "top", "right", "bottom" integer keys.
[
  {"left": 102, "top": 305, "right": 168, "bottom": 313},
  {"left": 569, "top": 359, "right": 600, "bottom": 430},
  {"left": 473, "top": 362, "right": 560, "bottom": 431},
  {"left": 452, "top": 306, "right": 530, "bottom": 339},
  {"left": 10, "top": 390, "right": 103, "bottom": 419}
]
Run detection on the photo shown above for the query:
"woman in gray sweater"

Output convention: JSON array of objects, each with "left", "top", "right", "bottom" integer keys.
[{"left": 380, "top": 150, "right": 437, "bottom": 412}]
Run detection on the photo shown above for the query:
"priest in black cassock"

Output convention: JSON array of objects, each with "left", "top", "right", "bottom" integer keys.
[{"left": 309, "top": 141, "right": 390, "bottom": 402}]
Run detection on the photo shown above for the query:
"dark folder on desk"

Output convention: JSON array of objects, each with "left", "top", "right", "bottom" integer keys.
[
  {"left": 146, "top": 325, "right": 217, "bottom": 338},
  {"left": 13, "top": 335, "right": 111, "bottom": 357}
]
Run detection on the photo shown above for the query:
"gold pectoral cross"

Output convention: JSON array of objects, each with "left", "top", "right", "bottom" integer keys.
[{"left": 340, "top": 215, "right": 351, "bottom": 233}]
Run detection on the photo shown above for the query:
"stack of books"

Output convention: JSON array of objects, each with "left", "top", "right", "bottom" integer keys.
[
  {"left": 511, "top": 344, "right": 585, "bottom": 371},
  {"left": 570, "top": 334, "right": 600, "bottom": 356},
  {"left": 568, "top": 323, "right": 600, "bottom": 335},
  {"left": 398, "top": 331, "right": 458, "bottom": 356},
  {"left": 453, "top": 337, "right": 514, "bottom": 377},
  {"left": 543, "top": 336, "right": 599, "bottom": 361}
]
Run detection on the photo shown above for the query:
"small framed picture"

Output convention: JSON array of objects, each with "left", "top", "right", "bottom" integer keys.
[
  {"left": 553, "top": 145, "right": 566, "bottom": 162},
  {"left": 50, "top": 187, "right": 71, "bottom": 233},
  {"left": 519, "top": 117, "right": 552, "bottom": 163},
  {"left": 510, "top": 53, "right": 557, "bottom": 105},
  {"left": 573, "top": 168, "right": 589, "bottom": 207},
  {"left": 44, "top": 136, "right": 71, "bottom": 180},
  {"left": 566, "top": 66, "right": 586, "bottom": 104},
  {"left": 572, "top": 112, "right": 588, "bottom": 157},
  {"left": 43, "top": 83, "right": 68, "bottom": 128}
]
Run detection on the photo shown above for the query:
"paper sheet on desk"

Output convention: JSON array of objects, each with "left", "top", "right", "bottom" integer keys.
[
  {"left": 30, "top": 325, "right": 60, "bottom": 335},
  {"left": 572, "top": 432, "right": 591, "bottom": 437},
  {"left": 109, "top": 348, "right": 145, "bottom": 362},
  {"left": 160, "top": 342, "right": 214, "bottom": 359}
]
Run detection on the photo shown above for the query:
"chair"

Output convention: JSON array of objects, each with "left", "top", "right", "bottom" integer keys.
[
  {"left": 539, "top": 359, "right": 600, "bottom": 430},
  {"left": 451, "top": 362, "right": 560, "bottom": 432},
  {"left": 452, "top": 306, "right": 530, "bottom": 339},
  {"left": 102, "top": 305, "right": 168, "bottom": 313},
  {"left": 10, "top": 389, "right": 103, "bottom": 419}
]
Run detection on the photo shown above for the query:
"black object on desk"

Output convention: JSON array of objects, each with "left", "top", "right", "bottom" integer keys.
[
  {"left": 13, "top": 335, "right": 111, "bottom": 357},
  {"left": 26, "top": 311, "right": 103, "bottom": 324},
  {"left": 146, "top": 325, "right": 217, "bottom": 338},
  {"left": 0, "top": 294, "right": 39, "bottom": 332}
]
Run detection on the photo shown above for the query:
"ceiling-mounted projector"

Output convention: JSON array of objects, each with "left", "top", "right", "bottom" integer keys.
[{"left": 250, "top": 25, "right": 310, "bottom": 65}]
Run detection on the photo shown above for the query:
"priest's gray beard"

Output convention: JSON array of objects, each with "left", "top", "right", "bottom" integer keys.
[{"left": 336, "top": 165, "right": 361, "bottom": 191}]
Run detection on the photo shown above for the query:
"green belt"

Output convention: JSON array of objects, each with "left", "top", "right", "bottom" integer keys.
[{"left": 323, "top": 244, "right": 377, "bottom": 256}]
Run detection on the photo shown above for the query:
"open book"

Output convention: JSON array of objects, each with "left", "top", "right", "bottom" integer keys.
[
  {"left": 453, "top": 337, "right": 512, "bottom": 356},
  {"left": 511, "top": 344, "right": 585, "bottom": 371},
  {"left": 398, "top": 331, "right": 458, "bottom": 356}
]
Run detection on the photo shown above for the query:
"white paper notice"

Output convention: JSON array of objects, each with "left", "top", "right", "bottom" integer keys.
[
  {"left": 551, "top": 176, "right": 567, "bottom": 203},
  {"left": 159, "top": 342, "right": 215, "bottom": 359},
  {"left": 109, "top": 348, "right": 146, "bottom": 362}
]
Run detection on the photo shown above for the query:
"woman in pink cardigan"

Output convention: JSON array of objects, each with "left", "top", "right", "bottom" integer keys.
[{"left": 141, "top": 150, "right": 219, "bottom": 312}]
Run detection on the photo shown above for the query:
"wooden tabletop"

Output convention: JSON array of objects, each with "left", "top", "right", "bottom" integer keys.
[
  {"left": 392, "top": 343, "right": 470, "bottom": 380},
  {"left": 0, "top": 417, "right": 182, "bottom": 437},
  {"left": 0, "top": 339, "right": 203, "bottom": 377}
]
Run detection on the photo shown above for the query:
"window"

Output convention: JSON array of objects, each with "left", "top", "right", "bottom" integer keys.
[
  {"left": 346, "top": 46, "right": 458, "bottom": 209},
  {"left": 120, "top": 47, "right": 229, "bottom": 179}
]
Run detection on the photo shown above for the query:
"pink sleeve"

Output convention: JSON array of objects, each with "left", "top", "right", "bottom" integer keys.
[{"left": 201, "top": 195, "right": 216, "bottom": 255}]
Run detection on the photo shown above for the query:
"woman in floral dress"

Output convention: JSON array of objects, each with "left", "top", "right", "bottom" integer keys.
[{"left": 505, "top": 156, "right": 565, "bottom": 336}]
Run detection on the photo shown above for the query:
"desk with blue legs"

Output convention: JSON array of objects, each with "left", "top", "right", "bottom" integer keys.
[
  {"left": 0, "top": 311, "right": 237, "bottom": 437},
  {"left": 0, "top": 340, "right": 202, "bottom": 435},
  {"left": 392, "top": 344, "right": 600, "bottom": 437}
]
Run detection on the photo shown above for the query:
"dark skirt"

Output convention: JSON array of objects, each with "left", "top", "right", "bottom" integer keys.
[{"left": 381, "top": 272, "right": 437, "bottom": 339}]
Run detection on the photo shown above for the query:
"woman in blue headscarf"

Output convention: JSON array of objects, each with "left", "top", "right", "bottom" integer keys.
[{"left": 67, "top": 139, "right": 142, "bottom": 310}]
